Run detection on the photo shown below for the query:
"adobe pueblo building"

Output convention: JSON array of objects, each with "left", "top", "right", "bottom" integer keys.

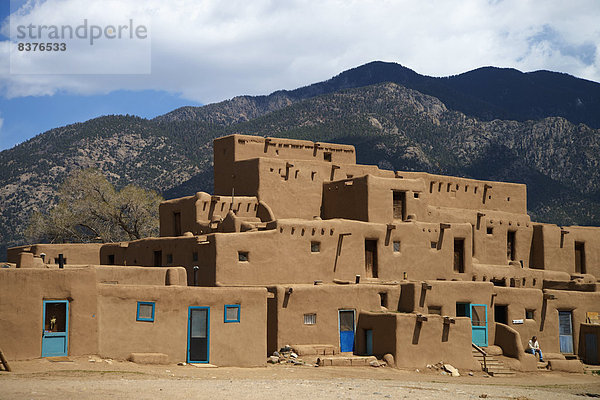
[{"left": 2, "top": 134, "right": 600, "bottom": 372}]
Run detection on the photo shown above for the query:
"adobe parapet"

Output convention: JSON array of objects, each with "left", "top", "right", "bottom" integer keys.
[
  {"left": 215, "top": 134, "right": 356, "bottom": 164},
  {"left": 214, "top": 134, "right": 357, "bottom": 195},
  {"left": 397, "top": 171, "right": 527, "bottom": 215}
]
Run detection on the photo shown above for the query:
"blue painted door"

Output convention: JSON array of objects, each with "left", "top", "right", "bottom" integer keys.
[
  {"left": 470, "top": 304, "right": 488, "bottom": 347},
  {"left": 365, "top": 329, "right": 373, "bottom": 355},
  {"left": 187, "top": 307, "right": 210, "bottom": 363},
  {"left": 41, "top": 300, "right": 69, "bottom": 357},
  {"left": 559, "top": 311, "right": 574, "bottom": 354},
  {"left": 339, "top": 310, "right": 355, "bottom": 353}
]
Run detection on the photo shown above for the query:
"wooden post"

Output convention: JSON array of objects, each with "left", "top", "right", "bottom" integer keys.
[{"left": 0, "top": 349, "right": 11, "bottom": 372}]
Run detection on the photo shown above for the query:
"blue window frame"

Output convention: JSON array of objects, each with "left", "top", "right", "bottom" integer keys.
[
  {"left": 224, "top": 304, "right": 241, "bottom": 323},
  {"left": 136, "top": 301, "right": 155, "bottom": 322}
]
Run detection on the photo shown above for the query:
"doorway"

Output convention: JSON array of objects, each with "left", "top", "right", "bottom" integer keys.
[
  {"left": 365, "top": 329, "right": 373, "bottom": 356},
  {"left": 559, "top": 310, "right": 574, "bottom": 354},
  {"left": 470, "top": 304, "right": 488, "bottom": 347},
  {"left": 454, "top": 239, "right": 465, "bottom": 273},
  {"left": 507, "top": 231, "right": 516, "bottom": 261},
  {"left": 42, "top": 300, "right": 69, "bottom": 357},
  {"left": 173, "top": 212, "right": 182, "bottom": 236},
  {"left": 575, "top": 242, "right": 586, "bottom": 274},
  {"left": 585, "top": 333, "right": 598, "bottom": 364},
  {"left": 392, "top": 191, "right": 406, "bottom": 220},
  {"left": 494, "top": 304, "right": 508, "bottom": 325},
  {"left": 339, "top": 310, "right": 355, "bottom": 353},
  {"left": 154, "top": 250, "right": 162, "bottom": 267},
  {"left": 187, "top": 307, "right": 210, "bottom": 363},
  {"left": 365, "top": 240, "right": 378, "bottom": 278}
]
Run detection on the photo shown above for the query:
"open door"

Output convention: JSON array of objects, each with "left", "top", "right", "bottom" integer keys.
[
  {"left": 188, "top": 306, "right": 210, "bottom": 363},
  {"left": 392, "top": 191, "right": 406, "bottom": 220},
  {"left": 365, "top": 240, "right": 378, "bottom": 278},
  {"left": 470, "top": 304, "right": 488, "bottom": 347},
  {"left": 339, "top": 309, "right": 355, "bottom": 353},
  {"left": 42, "top": 300, "right": 69, "bottom": 357}
]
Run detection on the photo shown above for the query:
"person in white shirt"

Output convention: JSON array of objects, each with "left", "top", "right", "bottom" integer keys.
[{"left": 526, "top": 336, "right": 544, "bottom": 361}]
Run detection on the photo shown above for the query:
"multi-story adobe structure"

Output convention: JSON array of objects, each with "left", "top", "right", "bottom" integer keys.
[{"left": 2, "top": 134, "right": 599, "bottom": 372}]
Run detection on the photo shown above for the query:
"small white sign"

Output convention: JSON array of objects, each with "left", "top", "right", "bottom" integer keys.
[{"left": 512, "top": 319, "right": 524, "bottom": 324}]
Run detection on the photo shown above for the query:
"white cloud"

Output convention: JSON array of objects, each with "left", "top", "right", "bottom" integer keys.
[{"left": 1, "top": 0, "right": 599, "bottom": 103}]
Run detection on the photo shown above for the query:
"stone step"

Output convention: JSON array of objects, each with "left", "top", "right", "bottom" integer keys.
[
  {"left": 318, "top": 355, "right": 378, "bottom": 367},
  {"left": 291, "top": 344, "right": 337, "bottom": 356},
  {"left": 473, "top": 349, "right": 515, "bottom": 377}
]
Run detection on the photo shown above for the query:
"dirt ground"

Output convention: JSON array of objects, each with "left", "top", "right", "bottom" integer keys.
[{"left": 1, "top": 357, "right": 599, "bottom": 400}]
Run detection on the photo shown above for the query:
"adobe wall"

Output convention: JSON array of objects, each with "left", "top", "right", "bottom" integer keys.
[
  {"left": 493, "top": 287, "right": 544, "bottom": 353},
  {"left": 97, "top": 285, "right": 267, "bottom": 366},
  {"left": 471, "top": 263, "right": 544, "bottom": 289},
  {"left": 322, "top": 175, "right": 425, "bottom": 222},
  {"left": 530, "top": 223, "right": 600, "bottom": 278},
  {"left": 356, "top": 312, "right": 475, "bottom": 370},
  {"left": 538, "top": 289, "right": 600, "bottom": 355},
  {"left": 268, "top": 284, "right": 400, "bottom": 354},
  {"left": 397, "top": 171, "right": 527, "bottom": 215},
  {"left": 159, "top": 192, "right": 263, "bottom": 237},
  {"left": 224, "top": 157, "right": 394, "bottom": 220},
  {"left": 95, "top": 265, "right": 187, "bottom": 286},
  {"left": 579, "top": 324, "right": 600, "bottom": 364},
  {"left": 0, "top": 267, "right": 99, "bottom": 360},
  {"left": 7, "top": 243, "right": 103, "bottom": 266},
  {"left": 100, "top": 236, "right": 217, "bottom": 286},
  {"left": 321, "top": 174, "right": 534, "bottom": 268},
  {"left": 214, "top": 134, "right": 357, "bottom": 195},
  {"left": 398, "top": 314, "right": 475, "bottom": 369},
  {"left": 211, "top": 219, "right": 475, "bottom": 286}
]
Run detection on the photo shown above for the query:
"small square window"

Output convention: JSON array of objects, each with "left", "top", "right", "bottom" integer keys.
[
  {"left": 311, "top": 241, "right": 320, "bottom": 253},
  {"left": 137, "top": 302, "right": 155, "bottom": 322},
  {"left": 526, "top": 309, "right": 535, "bottom": 320},
  {"left": 238, "top": 251, "right": 249, "bottom": 262},
  {"left": 192, "top": 252, "right": 198, "bottom": 262},
  {"left": 487, "top": 227, "right": 493, "bottom": 235},
  {"left": 430, "top": 241, "right": 437, "bottom": 249},
  {"left": 304, "top": 313, "right": 317, "bottom": 325},
  {"left": 108, "top": 254, "right": 115, "bottom": 265},
  {"left": 224, "top": 304, "right": 241, "bottom": 323},
  {"left": 323, "top": 152, "right": 332, "bottom": 162},
  {"left": 393, "top": 241, "right": 401, "bottom": 252},
  {"left": 414, "top": 192, "right": 420, "bottom": 198},
  {"left": 166, "top": 254, "right": 173, "bottom": 264}
]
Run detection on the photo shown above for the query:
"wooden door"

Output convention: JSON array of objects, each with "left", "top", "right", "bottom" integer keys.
[{"left": 365, "top": 240, "right": 378, "bottom": 278}]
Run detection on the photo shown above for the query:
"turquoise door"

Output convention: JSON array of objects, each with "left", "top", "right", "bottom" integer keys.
[
  {"left": 339, "top": 310, "right": 355, "bottom": 353},
  {"left": 41, "top": 300, "right": 69, "bottom": 357},
  {"left": 470, "top": 304, "right": 488, "bottom": 347}
]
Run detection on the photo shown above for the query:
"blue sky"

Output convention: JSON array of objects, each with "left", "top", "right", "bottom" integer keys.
[{"left": 1, "top": 0, "right": 599, "bottom": 151}]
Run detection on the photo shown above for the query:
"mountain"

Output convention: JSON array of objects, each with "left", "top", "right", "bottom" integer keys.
[
  {"left": 2, "top": 62, "right": 600, "bottom": 261},
  {"left": 159, "top": 61, "right": 600, "bottom": 128}
]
